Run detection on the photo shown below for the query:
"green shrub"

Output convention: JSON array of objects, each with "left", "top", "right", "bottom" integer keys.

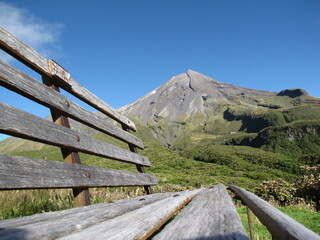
[
  {"left": 257, "top": 179, "right": 296, "bottom": 205},
  {"left": 257, "top": 165, "right": 320, "bottom": 210},
  {"left": 295, "top": 165, "right": 320, "bottom": 210}
]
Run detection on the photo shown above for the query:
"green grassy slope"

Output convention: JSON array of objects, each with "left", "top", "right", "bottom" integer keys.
[{"left": 227, "top": 120, "right": 320, "bottom": 157}]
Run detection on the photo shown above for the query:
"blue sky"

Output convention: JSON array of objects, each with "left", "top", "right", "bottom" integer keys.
[{"left": 0, "top": 0, "right": 320, "bottom": 141}]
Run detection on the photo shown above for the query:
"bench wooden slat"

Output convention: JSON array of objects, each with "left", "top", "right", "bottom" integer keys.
[
  {"left": 153, "top": 184, "right": 248, "bottom": 240},
  {"left": 0, "top": 191, "right": 182, "bottom": 229},
  {"left": 0, "top": 103, "right": 151, "bottom": 166},
  {"left": 58, "top": 189, "right": 202, "bottom": 240},
  {"left": 0, "top": 191, "right": 192, "bottom": 240},
  {"left": 0, "top": 26, "right": 136, "bottom": 131},
  {"left": 0, "top": 155, "right": 157, "bottom": 189},
  {"left": 0, "top": 60, "right": 143, "bottom": 149},
  {"left": 230, "top": 185, "right": 320, "bottom": 240}
]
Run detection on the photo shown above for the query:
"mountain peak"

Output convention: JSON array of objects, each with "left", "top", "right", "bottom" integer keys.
[
  {"left": 186, "top": 69, "right": 198, "bottom": 75},
  {"left": 120, "top": 70, "right": 276, "bottom": 125}
]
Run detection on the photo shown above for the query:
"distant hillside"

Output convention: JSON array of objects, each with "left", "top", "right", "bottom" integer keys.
[{"left": 227, "top": 120, "right": 320, "bottom": 157}]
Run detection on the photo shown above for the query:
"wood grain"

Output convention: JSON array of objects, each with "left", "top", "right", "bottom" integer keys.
[
  {"left": 0, "top": 154, "right": 157, "bottom": 189},
  {"left": 59, "top": 189, "right": 202, "bottom": 240},
  {"left": 230, "top": 185, "right": 320, "bottom": 240},
  {"left": 154, "top": 184, "right": 248, "bottom": 240},
  {"left": 0, "top": 103, "right": 150, "bottom": 166},
  {"left": 0, "top": 25, "right": 136, "bottom": 131},
  {"left": 0, "top": 60, "right": 143, "bottom": 149},
  {"left": 0, "top": 26, "right": 48, "bottom": 75},
  {"left": 0, "top": 191, "right": 188, "bottom": 240}
]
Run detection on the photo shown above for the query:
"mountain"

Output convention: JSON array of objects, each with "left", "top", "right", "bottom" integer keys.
[
  {"left": 119, "top": 70, "right": 320, "bottom": 147},
  {"left": 119, "top": 70, "right": 275, "bottom": 123}
]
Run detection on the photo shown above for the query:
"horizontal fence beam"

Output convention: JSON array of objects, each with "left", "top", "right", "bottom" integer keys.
[
  {"left": 0, "top": 103, "right": 151, "bottom": 166},
  {"left": 229, "top": 185, "right": 320, "bottom": 240},
  {"left": 0, "top": 60, "right": 143, "bottom": 149},
  {"left": 0, "top": 155, "right": 157, "bottom": 189},
  {"left": 0, "top": 26, "right": 136, "bottom": 131}
]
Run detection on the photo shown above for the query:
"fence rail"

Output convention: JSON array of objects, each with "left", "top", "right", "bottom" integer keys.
[{"left": 229, "top": 185, "right": 320, "bottom": 240}]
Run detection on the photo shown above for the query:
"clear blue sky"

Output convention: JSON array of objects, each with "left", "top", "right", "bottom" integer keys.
[{"left": 1, "top": 0, "right": 320, "bottom": 141}]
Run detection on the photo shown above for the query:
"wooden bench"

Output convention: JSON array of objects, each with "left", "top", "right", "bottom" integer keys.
[{"left": 0, "top": 26, "right": 319, "bottom": 240}]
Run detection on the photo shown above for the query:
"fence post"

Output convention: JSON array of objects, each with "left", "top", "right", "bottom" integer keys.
[
  {"left": 42, "top": 75, "right": 90, "bottom": 207},
  {"left": 122, "top": 125, "right": 153, "bottom": 194}
]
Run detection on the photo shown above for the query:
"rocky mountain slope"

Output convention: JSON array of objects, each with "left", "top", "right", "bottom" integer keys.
[{"left": 119, "top": 70, "right": 276, "bottom": 124}]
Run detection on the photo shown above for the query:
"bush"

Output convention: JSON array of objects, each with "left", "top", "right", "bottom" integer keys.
[
  {"left": 257, "top": 165, "right": 320, "bottom": 210},
  {"left": 257, "top": 179, "right": 296, "bottom": 205},
  {"left": 295, "top": 165, "right": 320, "bottom": 210}
]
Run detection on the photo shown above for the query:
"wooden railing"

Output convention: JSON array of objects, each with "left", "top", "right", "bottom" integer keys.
[
  {"left": 230, "top": 185, "right": 320, "bottom": 240},
  {"left": 0, "top": 25, "right": 156, "bottom": 207}
]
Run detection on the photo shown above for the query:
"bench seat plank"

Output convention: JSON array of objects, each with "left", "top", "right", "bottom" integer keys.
[
  {"left": 0, "top": 26, "right": 136, "bottom": 131},
  {"left": 0, "top": 60, "right": 144, "bottom": 149},
  {"left": 0, "top": 103, "right": 150, "bottom": 166},
  {"left": 58, "top": 189, "right": 202, "bottom": 240},
  {"left": 0, "top": 191, "right": 190, "bottom": 240},
  {"left": 154, "top": 184, "right": 248, "bottom": 240},
  {"left": 0, "top": 155, "right": 157, "bottom": 189}
]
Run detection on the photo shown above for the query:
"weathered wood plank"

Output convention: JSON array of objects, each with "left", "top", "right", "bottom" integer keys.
[
  {"left": 154, "top": 184, "right": 248, "bottom": 240},
  {"left": 0, "top": 191, "right": 191, "bottom": 240},
  {"left": 0, "top": 155, "right": 157, "bottom": 189},
  {"left": 0, "top": 26, "right": 48, "bottom": 76},
  {"left": 58, "top": 189, "right": 202, "bottom": 240},
  {"left": 0, "top": 25, "right": 136, "bottom": 131},
  {"left": 230, "top": 185, "right": 320, "bottom": 240},
  {"left": 0, "top": 60, "right": 143, "bottom": 148},
  {"left": 0, "top": 103, "right": 150, "bottom": 166}
]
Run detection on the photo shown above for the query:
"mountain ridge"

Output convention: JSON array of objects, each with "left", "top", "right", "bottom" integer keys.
[
  {"left": 118, "top": 70, "right": 320, "bottom": 148},
  {"left": 119, "top": 70, "right": 276, "bottom": 124}
]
